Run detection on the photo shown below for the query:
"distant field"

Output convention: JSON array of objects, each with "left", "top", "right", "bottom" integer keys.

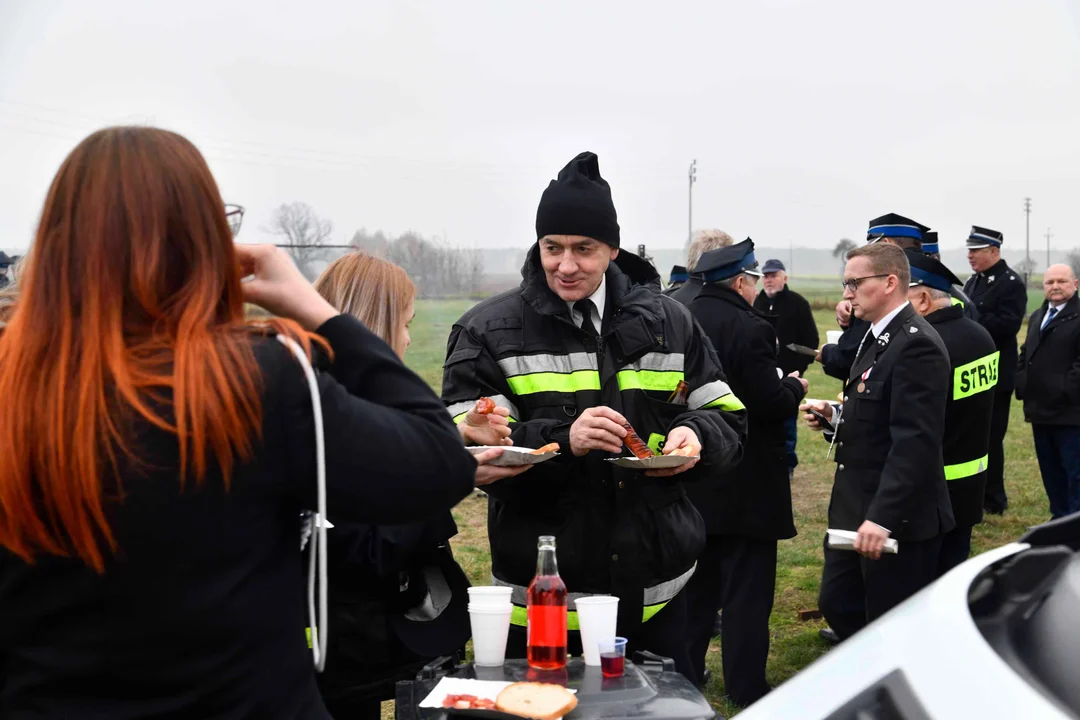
[{"left": 400, "top": 298, "right": 1045, "bottom": 718}]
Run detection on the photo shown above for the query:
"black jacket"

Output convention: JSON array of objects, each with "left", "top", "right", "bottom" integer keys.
[
  {"left": 689, "top": 285, "right": 805, "bottom": 539},
  {"left": 1017, "top": 294, "right": 1080, "bottom": 426},
  {"left": 925, "top": 305, "right": 998, "bottom": 528},
  {"left": 441, "top": 247, "right": 745, "bottom": 635},
  {"left": 963, "top": 259, "right": 1028, "bottom": 391},
  {"left": 822, "top": 317, "right": 870, "bottom": 381},
  {"left": 753, "top": 285, "right": 820, "bottom": 376},
  {"left": 667, "top": 277, "right": 704, "bottom": 306},
  {"left": 0, "top": 315, "right": 477, "bottom": 720},
  {"left": 828, "top": 304, "right": 955, "bottom": 542}
]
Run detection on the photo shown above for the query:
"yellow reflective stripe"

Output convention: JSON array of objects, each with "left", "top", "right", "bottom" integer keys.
[
  {"left": 945, "top": 454, "right": 988, "bottom": 480},
  {"left": 647, "top": 432, "right": 666, "bottom": 454},
  {"left": 703, "top": 393, "right": 746, "bottom": 411},
  {"left": 506, "top": 371, "right": 601, "bottom": 395},
  {"left": 305, "top": 627, "right": 312, "bottom": 649},
  {"left": 641, "top": 602, "right": 669, "bottom": 623},
  {"left": 950, "top": 297, "right": 965, "bottom": 308},
  {"left": 953, "top": 351, "right": 1000, "bottom": 400},
  {"left": 616, "top": 370, "right": 685, "bottom": 392},
  {"left": 509, "top": 604, "right": 667, "bottom": 628}
]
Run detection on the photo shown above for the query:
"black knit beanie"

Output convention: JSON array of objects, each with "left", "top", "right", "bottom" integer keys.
[{"left": 535, "top": 152, "right": 620, "bottom": 248}]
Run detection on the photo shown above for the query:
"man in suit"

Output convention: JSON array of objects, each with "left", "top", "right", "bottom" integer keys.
[
  {"left": 754, "top": 258, "right": 818, "bottom": 479},
  {"left": 819, "top": 213, "right": 930, "bottom": 381},
  {"left": 1016, "top": 264, "right": 1080, "bottom": 519},
  {"left": 905, "top": 250, "right": 997, "bottom": 575},
  {"left": 803, "top": 242, "right": 954, "bottom": 641},
  {"left": 963, "top": 226, "right": 1028, "bottom": 515},
  {"left": 684, "top": 239, "right": 807, "bottom": 707}
]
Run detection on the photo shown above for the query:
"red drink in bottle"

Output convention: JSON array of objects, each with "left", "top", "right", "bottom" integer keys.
[{"left": 527, "top": 535, "right": 567, "bottom": 670}]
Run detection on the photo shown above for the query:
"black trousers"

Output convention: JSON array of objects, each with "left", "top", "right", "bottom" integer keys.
[
  {"left": 937, "top": 524, "right": 973, "bottom": 578},
  {"left": 684, "top": 535, "right": 777, "bottom": 706},
  {"left": 818, "top": 533, "right": 942, "bottom": 642},
  {"left": 505, "top": 587, "right": 694, "bottom": 683},
  {"left": 985, "top": 388, "right": 1013, "bottom": 511}
]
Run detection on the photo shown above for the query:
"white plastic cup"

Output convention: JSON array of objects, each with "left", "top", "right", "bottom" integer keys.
[
  {"left": 574, "top": 596, "right": 619, "bottom": 666},
  {"left": 467, "top": 586, "right": 512, "bottom": 608},
  {"left": 826, "top": 330, "right": 843, "bottom": 345},
  {"left": 469, "top": 605, "right": 513, "bottom": 667}
]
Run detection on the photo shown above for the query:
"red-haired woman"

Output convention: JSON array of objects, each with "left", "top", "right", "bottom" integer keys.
[{"left": 0, "top": 127, "right": 476, "bottom": 719}]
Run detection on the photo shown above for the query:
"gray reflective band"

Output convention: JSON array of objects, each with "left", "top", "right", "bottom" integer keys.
[
  {"left": 688, "top": 379, "right": 736, "bottom": 410},
  {"left": 497, "top": 352, "right": 598, "bottom": 378},
  {"left": 446, "top": 394, "right": 522, "bottom": 422},
  {"left": 492, "top": 562, "right": 695, "bottom": 610},
  {"left": 619, "top": 352, "right": 685, "bottom": 374}
]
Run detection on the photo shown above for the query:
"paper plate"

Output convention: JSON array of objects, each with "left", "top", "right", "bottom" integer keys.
[
  {"left": 466, "top": 446, "right": 560, "bottom": 467},
  {"left": 605, "top": 454, "right": 699, "bottom": 470}
]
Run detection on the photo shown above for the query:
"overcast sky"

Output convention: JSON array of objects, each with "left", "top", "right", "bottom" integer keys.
[{"left": 1, "top": 0, "right": 1078, "bottom": 259}]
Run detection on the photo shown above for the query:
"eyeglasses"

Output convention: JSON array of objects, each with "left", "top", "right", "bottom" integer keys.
[
  {"left": 225, "top": 204, "right": 245, "bottom": 237},
  {"left": 841, "top": 274, "right": 889, "bottom": 292}
]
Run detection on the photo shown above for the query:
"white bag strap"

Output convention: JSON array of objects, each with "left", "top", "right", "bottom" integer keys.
[{"left": 277, "top": 335, "right": 328, "bottom": 672}]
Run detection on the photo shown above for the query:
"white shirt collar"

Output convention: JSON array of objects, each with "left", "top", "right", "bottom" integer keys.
[
  {"left": 870, "top": 301, "right": 909, "bottom": 338},
  {"left": 567, "top": 275, "right": 606, "bottom": 329}
]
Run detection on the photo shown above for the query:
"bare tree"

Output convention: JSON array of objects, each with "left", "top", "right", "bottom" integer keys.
[
  {"left": 832, "top": 238, "right": 857, "bottom": 265},
  {"left": 266, "top": 202, "right": 334, "bottom": 279},
  {"left": 1066, "top": 249, "right": 1080, "bottom": 279},
  {"left": 383, "top": 232, "right": 485, "bottom": 298}
]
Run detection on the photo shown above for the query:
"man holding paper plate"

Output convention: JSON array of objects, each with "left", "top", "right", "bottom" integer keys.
[
  {"left": 441, "top": 152, "right": 746, "bottom": 681},
  {"left": 801, "top": 242, "right": 954, "bottom": 642}
]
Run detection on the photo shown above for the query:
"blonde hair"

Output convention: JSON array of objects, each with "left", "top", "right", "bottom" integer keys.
[
  {"left": 315, "top": 252, "right": 416, "bottom": 357},
  {"left": 687, "top": 229, "right": 735, "bottom": 271}
]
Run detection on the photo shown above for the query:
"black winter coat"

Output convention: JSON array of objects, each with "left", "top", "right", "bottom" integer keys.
[
  {"left": 963, "top": 259, "right": 1028, "bottom": 391},
  {"left": 753, "top": 285, "right": 820, "bottom": 376},
  {"left": 827, "top": 305, "right": 955, "bottom": 542},
  {"left": 1017, "top": 294, "right": 1080, "bottom": 426},
  {"left": 925, "top": 305, "right": 998, "bottom": 528},
  {"left": 0, "top": 315, "right": 477, "bottom": 719},
  {"left": 441, "top": 248, "right": 745, "bottom": 636},
  {"left": 689, "top": 285, "right": 805, "bottom": 539}
]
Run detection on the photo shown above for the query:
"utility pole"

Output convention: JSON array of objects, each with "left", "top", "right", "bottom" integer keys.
[
  {"left": 1046, "top": 227, "right": 1053, "bottom": 270},
  {"left": 687, "top": 159, "right": 697, "bottom": 251},
  {"left": 1024, "top": 197, "right": 1032, "bottom": 286}
]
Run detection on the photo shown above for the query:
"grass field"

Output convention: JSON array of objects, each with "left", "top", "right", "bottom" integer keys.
[{"left": 399, "top": 291, "right": 1046, "bottom": 719}]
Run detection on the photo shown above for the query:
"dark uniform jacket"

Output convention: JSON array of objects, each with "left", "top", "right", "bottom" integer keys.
[
  {"left": 668, "top": 277, "right": 704, "bottom": 306},
  {"left": 0, "top": 315, "right": 477, "bottom": 720},
  {"left": 753, "top": 284, "right": 820, "bottom": 376},
  {"left": 1017, "top": 294, "right": 1080, "bottom": 426},
  {"left": 822, "top": 317, "right": 870, "bottom": 381},
  {"left": 441, "top": 247, "right": 745, "bottom": 634},
  {"left": 963, "top": 258, "right": 1028, "bottom": 391},
  {"left": 828, "top": 304, "right": 955, "bottom": 542},
  {"left": 689, "top": 284, "right": 805, "bottom": 539},
  {"left": 925, "top": 305, "right": 998, "bottom": 528}
]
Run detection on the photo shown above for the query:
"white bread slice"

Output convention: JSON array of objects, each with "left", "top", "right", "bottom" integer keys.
[{"left": 495, "top": 682, "right": 578, "bottom": 720}]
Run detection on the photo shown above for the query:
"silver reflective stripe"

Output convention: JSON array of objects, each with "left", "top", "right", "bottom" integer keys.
[
  {"left": 643, "top": 563, "right": 695, "bottom": 605},
  {"left": 619, "top": 352, "right": 684, "bottom": 373},
  {"left": 492, "top": 563, "right": 696, "bottom": 609},
  {"left": 447, "top": 394, "right": 522, "bottom": 422},
  {"left": 688, "top": 379, "right": 735, "bottom": 410},
  {"left": 497, "top": 352, "right": 598, "bottom": 378}
]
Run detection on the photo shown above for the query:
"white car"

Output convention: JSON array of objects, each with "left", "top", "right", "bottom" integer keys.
[{"left": 738, "top": 516, "right": 1080, "bottom": 719}]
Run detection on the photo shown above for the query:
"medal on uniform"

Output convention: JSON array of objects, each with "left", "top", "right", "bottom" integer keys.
[{"left": 857, "top": 382, "right": 866, "bottom": 393}]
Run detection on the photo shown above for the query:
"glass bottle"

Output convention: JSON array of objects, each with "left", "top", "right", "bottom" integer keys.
[{"left": 526, "top": 535, "right": 568, "bottom": 670}]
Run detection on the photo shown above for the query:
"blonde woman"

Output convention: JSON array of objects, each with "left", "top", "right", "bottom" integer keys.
[{"left": 313, "top": 252, "right": 526, "bottom": 719}]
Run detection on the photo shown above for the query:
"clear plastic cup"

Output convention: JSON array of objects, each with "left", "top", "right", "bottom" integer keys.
[
  {"left": 469, "top": 605, "right": 513, "bottom": 667},
  {"left": 467, "top": 586, "right": 512, "bottom": 607},
  {"left": 574, "top": 596, "right": 619, "bottom": 666},
  {"left": 597, "top": 637, "right": 628, "bottom": 678}
]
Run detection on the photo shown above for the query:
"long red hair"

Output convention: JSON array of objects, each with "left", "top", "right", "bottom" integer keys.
[{"left": 0, "top": 127, "right": 313, "bottom": 572}]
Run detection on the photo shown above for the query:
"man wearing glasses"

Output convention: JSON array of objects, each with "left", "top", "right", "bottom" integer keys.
[
  {"left": 819, "top": 213, "right": 929, "bottom": 380},
  {"left": 801, "top": 242, "right": 954, "bottom": 642}
]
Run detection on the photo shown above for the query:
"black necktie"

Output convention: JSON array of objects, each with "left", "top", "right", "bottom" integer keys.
[{"left": 574, "top": 299, "right": 598, "bottom": 338}]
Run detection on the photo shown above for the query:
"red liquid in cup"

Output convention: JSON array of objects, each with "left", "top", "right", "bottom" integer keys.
[{"left": 600, "top": 653, "right": 624, "bottom": 678}]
